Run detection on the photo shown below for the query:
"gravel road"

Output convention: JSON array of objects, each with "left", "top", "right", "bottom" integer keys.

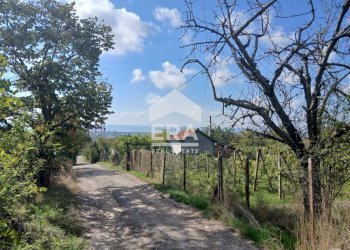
[{"left": 74, "top": 162, "right": 258, "bottom": 250}]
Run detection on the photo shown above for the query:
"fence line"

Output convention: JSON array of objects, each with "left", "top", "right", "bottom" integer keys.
[{"left": 121, "top": 147, "right": 297, "bottom": 206}]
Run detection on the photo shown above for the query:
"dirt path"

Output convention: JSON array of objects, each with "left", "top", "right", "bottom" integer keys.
[{"left": 74, "top": 162, "right": 258, "bottom": 250}]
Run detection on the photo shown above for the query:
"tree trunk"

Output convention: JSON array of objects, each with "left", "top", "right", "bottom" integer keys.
[{"left": 300, "top": 156, "right": 323, "bottom": 217}]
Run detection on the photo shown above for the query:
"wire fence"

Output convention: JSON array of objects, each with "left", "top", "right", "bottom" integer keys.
[{"left": 123, "top": 147, "right": 299, "bottom": 207}]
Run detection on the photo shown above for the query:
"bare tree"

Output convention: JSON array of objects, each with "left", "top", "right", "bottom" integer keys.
[{"left": 182, "top": 0, "right": 350, "bottom": 217}]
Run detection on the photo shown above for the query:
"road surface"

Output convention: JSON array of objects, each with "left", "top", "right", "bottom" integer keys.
[{"left": 74, "top": 162, "right": 258, "bottom": 249}]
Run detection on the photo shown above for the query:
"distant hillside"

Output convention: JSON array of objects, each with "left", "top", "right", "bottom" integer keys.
[{"left": 90, "top": 130, "right": 149, "bottom": 138}]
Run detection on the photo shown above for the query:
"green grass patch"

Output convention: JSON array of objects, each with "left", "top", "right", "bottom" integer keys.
[
  {"left": 155, "top": 185, "right": 209, "bottom": 210},
  {"left": 250, "top": 190, "right": 294, "bottom": 207},
  {"left": 229, "top": 218, "right": 295, "bottom": 249},
  {"left": 18, "top": 175, "right": 85, "bottom": 249},
  {"left": 338, "top": 182, "right": 350, "bottom": 201}
]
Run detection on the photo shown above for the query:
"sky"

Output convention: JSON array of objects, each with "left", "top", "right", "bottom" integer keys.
[
  {"left": 70, "top": 0, "right": 235, "bottom": 128},
  {"left": 68, "top": 0, "right": 348, "bottom": 131}
]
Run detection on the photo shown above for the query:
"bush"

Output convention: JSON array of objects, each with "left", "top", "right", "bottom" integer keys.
[
  {"left": 82, "top": 143, "right": 100, "bottom": 163},
  {"left": 0, "top": 124, "right": 42, "bottom": 248}
]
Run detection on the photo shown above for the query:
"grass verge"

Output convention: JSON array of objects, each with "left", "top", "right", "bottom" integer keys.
[{"left": 18, "top": 173, "right": 85, "bottom": 249}]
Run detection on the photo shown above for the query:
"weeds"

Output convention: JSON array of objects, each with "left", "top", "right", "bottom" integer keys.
[
  {"left": 296, "top": 202, "right": 350, "bottom": 250},
  {"left": 18, "top": 173, "right": 85, "bottom": 249}
]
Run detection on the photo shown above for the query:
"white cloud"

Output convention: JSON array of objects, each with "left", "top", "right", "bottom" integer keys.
[
  {"left": 342, "top": 76, "right": 350, "bottom": 92},
  {"left": 211, "top": 57, "right": 233, "bottom": 87},
  {"left": 290, "top": 98, "right": 301, "bottom": 109},
  {"left": 181, "top": 32, "right": 193, "bottom": 45},
  {"left": 106, "top": 110, "right": 148, "bottom": 125},
  {"left": 148, "top": 61, "right": 194, "bottom": 89},
  {"left": 145, "top": 93, "right": 162, "bottom": 105},
  {"left": 328, "top": 51, "right": 337, "bottom": 62},
  {"left": 130, "top": 68, "right": 146, "bottom": 83},
  {"left": 282, "top": 71, "right": 298, "bottom": 85},
  {"left": 153, "top": 7, "right": 183, "bottom": 28},
  {"left": 72, "top": 0, "right": 153, "bottom": 55},
  {"left": 260, "top": 26, "right": 291, "bottom": 48}
]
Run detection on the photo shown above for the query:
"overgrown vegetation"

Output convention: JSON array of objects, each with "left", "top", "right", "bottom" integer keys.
[
  {"left": 82, "top": 134, "right": 151, "bottom": 164},
  {"left": 0, "top": 0, "right": 114, "bottom": 247},
  {"left": 18, "top": 173, "right": 85, "bottom": 249}
]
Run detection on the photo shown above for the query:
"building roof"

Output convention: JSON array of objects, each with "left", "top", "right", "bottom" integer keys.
[{"left": 169, "top": 128, "right": 216, "bottom": 142}]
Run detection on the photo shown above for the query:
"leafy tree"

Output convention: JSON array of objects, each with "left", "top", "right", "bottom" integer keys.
[
  {"left": 0, "top": 55, "right": 22, "bottom": 131},
  {"left": 0, "top": 56, "right": 42, "bottom": 248},
  {"left": 206, "top": 126, "right": 236, "bottom": 145},
  {"left": 0, "top": 0, "right": 114, "bottom": 131},
  {"left": 0, "top": 0, "right": 114, "bottom": 185},
  {"left": 82, "top": 135, "right": 152, "bottom": 164},
  {"left": 182, "top": 0, "right": 350, "bottom": 217}
]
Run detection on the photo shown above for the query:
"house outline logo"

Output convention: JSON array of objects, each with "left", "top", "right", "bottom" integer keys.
[{"left": 148, "top": 89, "right": 202, "bottom": 122}]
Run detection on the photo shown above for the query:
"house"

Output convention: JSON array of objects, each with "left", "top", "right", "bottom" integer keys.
[{"left": 167, "top": 128, "right": 217, "bottom": 154}]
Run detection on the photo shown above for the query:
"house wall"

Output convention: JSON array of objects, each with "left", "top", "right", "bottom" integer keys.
[
  {"left": 180, "top": 131, "right": 214, "bottom": 154},
  {"left": 197, "top": 131, "right": 215, "bottom": 154}
]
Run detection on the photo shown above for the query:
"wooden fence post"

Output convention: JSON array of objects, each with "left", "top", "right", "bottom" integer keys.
[
  {"left": 218, "top": 153, "right": 224, "bottom": 202},
  {"left": 237, "top": 151, "right": 244, "bottom": 186},
  {"left": 183, "top": 153, "right": 187, "bottom": 192},
  {"left": 150, "top": 150, "right": 153, "bottom": 178},
  {"left": 278, "top": 152, "right": 282, "bottom": 199},
  {"left": 126, "top": 143, "right": 130, "bottom": 171},
  {"left": 260, "top": 150, "right": 267, "bottom": 174},
  {"left": 253, "top": 149, "right": 260, "bottom": 193},
  {"left": 233, "top": 150, "right": 237, "bottom": 185},
  {"left": 308, "top": 157, "right": 315, "bottom": 248},
  {"left": 245, "top": 156, "right": 250, "bottom": 209},
  {"left": 207, "top": 153, "right": 210, "bottom": 178},
  {"left": 139, "top": 150, "right": 141, "bottom": 172},
  {"left": 162, "top": 148, "right": 166, "bottom": 185}
]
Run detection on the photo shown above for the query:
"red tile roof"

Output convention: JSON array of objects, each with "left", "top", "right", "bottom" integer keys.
[{"left": 169, "top": 128, "right": 196, "bottom": 141}]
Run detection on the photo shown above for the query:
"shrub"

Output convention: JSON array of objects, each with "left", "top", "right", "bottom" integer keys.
[
  {"left": 0, "top": 126, "right": 42, "bottom": 248},
  {"left": 82, "top": 143, "right": 100, "bottom": 163}
]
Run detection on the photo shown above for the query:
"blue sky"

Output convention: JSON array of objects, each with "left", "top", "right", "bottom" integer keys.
[
  {"left": 72, "top": 0, "right": 234, "bottom": 128},
  {"left": 70, "top": 0, "right": 347, "bottom": 130}
]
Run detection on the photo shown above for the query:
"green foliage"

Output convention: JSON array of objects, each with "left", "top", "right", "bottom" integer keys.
[
  {"left": 53, "top": 127, "right": 91, "bottom": 164},
  {"left": 0, "top": 0, "right": 114, "bottom": 179},
  {"left": 98, "top": 129, "right": 348, "bottom": 249},
  {"left": 0, "top": 56, "right": 42, "bottom": 247},
  {"left": 0, "top": 0, "right": 114, "bottom": 247},
  {"left": 0, "top": 126, "right": 43, "bottom": 248},
  {"left": 117, "top": 134, "right": 152, "bottom": 152},
  {"left": 18, "top": 176, "right": 85, "bottom": 249},
  {"left": 206, "top": 126, "right": 236, "bottom": 145},
  {"left": 82, "top": 142, "right": 100, "bottom": 163},
  {"left": 0, "top": 0, "right": 114, "bottom": 130},
  {"left": 0, "top": 55, "right": 22, "bottom": 132},
  {"left": 82, "top": 134, "right": 152, "bottom": 164}
]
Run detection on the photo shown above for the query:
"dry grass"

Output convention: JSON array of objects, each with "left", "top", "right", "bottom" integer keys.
[{"left": 296, "top": 202, "right": 350, "bottom": 250}]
